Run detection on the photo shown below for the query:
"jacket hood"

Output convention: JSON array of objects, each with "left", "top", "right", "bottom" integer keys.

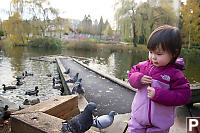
[{"left": 174, "top": 58, "right": 186, "bottom": 70}]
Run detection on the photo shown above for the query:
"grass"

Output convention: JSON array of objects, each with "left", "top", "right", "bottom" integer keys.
[{"left": 63, "top": 39, "right": 147, "bottom": 53}]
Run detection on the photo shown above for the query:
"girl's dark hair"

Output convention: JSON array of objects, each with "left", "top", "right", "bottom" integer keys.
[{"left": 147, "top": 25, "right": 182, "bottom": 63}]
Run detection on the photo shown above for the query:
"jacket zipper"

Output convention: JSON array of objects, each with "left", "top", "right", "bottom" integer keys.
[{"left": 148, "top": 64, "right": 154, "bottom": 126}]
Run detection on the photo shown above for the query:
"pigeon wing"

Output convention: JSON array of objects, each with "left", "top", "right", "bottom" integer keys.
[{"left": 94, "top": 115, "right": 113, "bottom": 129}]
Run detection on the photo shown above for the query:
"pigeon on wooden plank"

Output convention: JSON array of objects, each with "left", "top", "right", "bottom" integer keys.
[
  {"left": 65, "top": 73, "right": 79, "bottom": 83},
  {"left": 72, "top": 78, "right": 84, "bottom": 94},
  {"left": 64, "top": 68, "right": 70, "bottom": 74},
  {"left": 92, "top": 111, "right": 116, "bottom": 132},
  {"left": 72, "top": 83, "right": 85, "bottom": 96},
  {"left": 61, "top": 102, "right": 97, "bottom": 133},
  {"left": 74, "top": 78, "right": 82, "bottom": 86}
]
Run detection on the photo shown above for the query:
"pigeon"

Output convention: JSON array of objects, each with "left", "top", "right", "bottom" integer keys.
[
  {"left": 72, "top": 84, "right": 85, "bottom": 96},
  {"left": 25, "top": 71, "right": 33, "bottom": 76},
  {"left": 75, "top": 78, "right": 82, "bottom": 85},
  {"left": 72, "top": 78, "right": 83, "bottom": 94},
  {"left": 64, "top": 68, "right": 70, "bottom": 74},
  {"left": 61, "top": 102, "right": 97, "bottom": 133},
  {"left": 92, "top": 111, "right": 116, "bottom": 132},
  {"left": 25, "top": 86, "right": 39, "bottom": 96},
  {"left": 66, "top": 73, "right": 79, "bottom": 83},
  {"left": 0, "top": 105, "right": 11, "bottom": 125}
]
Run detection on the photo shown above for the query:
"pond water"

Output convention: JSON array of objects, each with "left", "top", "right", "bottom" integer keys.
[{"left": 0, "top": 43, "right": 200, "bottom": 109}]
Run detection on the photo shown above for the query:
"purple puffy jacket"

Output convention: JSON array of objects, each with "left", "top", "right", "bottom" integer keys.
[{"left": 128, "top": 58, "right": 191, "bottom": 130}]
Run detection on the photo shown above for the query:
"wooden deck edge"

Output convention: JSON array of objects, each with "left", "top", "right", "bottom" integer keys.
[
  {"left": 56, "top": 57, "right": 71, "bottom": 95},
  {"left": 56, "top": 57, "right": 89, "bottom": 112}
]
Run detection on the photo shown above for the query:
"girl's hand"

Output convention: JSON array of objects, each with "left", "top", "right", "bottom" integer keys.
[
  {"left": 141, "top": 75, "right": 152, "bottom": 85},
  {"left": 147, "top": 86, "right": 155, "bottom": 99}
]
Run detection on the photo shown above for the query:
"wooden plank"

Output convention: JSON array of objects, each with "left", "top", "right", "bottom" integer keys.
[
  {"left": 11, "top": 112, "right": 64, "bottom": 133},
  {"left": 45, "top": 96, "right": 79, "bottom": 120},
  {"left": 56, "top": 57, "right": 71, "bottom": 95},
  {"left": 13, "top": 95, "right": 78, "bottom": 114}
]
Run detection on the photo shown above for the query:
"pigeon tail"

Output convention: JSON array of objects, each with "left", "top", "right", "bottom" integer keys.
[{"left": 61, "top": 122, "right": 72, "bottom": 132}]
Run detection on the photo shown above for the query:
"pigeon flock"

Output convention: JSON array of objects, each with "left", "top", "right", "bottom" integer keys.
[
  {"left": 61, "top": 102, "right": 116, "bottom": 133},
  {"left": 62, "top": 67, "right": 116, "bottom": 133}
]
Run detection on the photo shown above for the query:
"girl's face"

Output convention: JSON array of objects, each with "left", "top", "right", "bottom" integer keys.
[{"left": 148, "top": 45, "right": 172, "bottom": 67}]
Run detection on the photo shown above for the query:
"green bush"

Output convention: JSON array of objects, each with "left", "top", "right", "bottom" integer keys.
[
  {"left": 29, "top": 37, "right": 62, "bottom": 48},
  {"left": 0, "top": 30, "right": 4, "bottom": 36}
]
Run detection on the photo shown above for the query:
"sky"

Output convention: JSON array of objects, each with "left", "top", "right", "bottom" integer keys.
[
  {"left": 0, "top": 0, "right": 185, "bottom": 28},
  {"left": 0, "top": 0, "right": 118, "bottom": 27}
]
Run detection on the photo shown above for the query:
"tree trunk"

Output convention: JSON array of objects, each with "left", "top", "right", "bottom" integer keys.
[{"left": 132, "top": 22, "right": 137, "bottom": 47}]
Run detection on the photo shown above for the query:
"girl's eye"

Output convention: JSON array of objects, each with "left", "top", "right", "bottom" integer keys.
[
  {"left": 149, "top": 51, "right": 153, "bottom": 54},
  {"left": 157, "top": 53, "right": 162, "bottom": 55}
]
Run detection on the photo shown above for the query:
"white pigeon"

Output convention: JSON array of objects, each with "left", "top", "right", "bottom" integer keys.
[{"left": 92, "top": 111, "right": 116, "bottom": 132}]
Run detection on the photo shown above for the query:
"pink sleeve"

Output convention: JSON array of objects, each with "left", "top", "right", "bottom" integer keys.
[
  {"left": 151, "top": 71, "right": 191, "bottom": 106},
  {"left": 128, "top": 65, "right": 144, "bottom": 89}
]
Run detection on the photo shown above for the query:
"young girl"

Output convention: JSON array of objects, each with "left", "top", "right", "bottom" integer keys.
[{"left": 128, "top": 25, "right": 191, "bottom": 133}]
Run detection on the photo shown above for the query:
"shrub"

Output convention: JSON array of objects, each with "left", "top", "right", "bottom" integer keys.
[{"left": 29, "top": 37, "right": 62, "bottom": 48}]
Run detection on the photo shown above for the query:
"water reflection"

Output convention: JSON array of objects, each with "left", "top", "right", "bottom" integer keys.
[
  {"left": 0, "top": 45, "right": 61, "bottom": 107},
  {"left": 63, "top": 48, "right": 200, "bottom": 84},
  {"left": 0, "top": 42, "right": 200, "bottom": 108}
]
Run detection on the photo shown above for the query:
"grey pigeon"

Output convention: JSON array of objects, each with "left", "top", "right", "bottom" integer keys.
[
  {"left": 61, "top": 102, "right": 97, "bottom": 133},
  {"left": 72, "top": 83, "right": 85, "bottom": 95},
  {"left": 66, "top": 73, "right": 79, "bottom": 83},
  {"left": 92, "top": 111, "right": 116, "bottom": 132},
  {"left": 76, "top": 84, "right": 85, "bottom": 95},
  {"left": 72, "top": 78, "right": 83, "bottom": 94},
  {"left": 75, "top": 78, "right": 82, "bottom": 85},
  {"left": 64, "top": 68, "right": 70, "bottom": 74}
]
